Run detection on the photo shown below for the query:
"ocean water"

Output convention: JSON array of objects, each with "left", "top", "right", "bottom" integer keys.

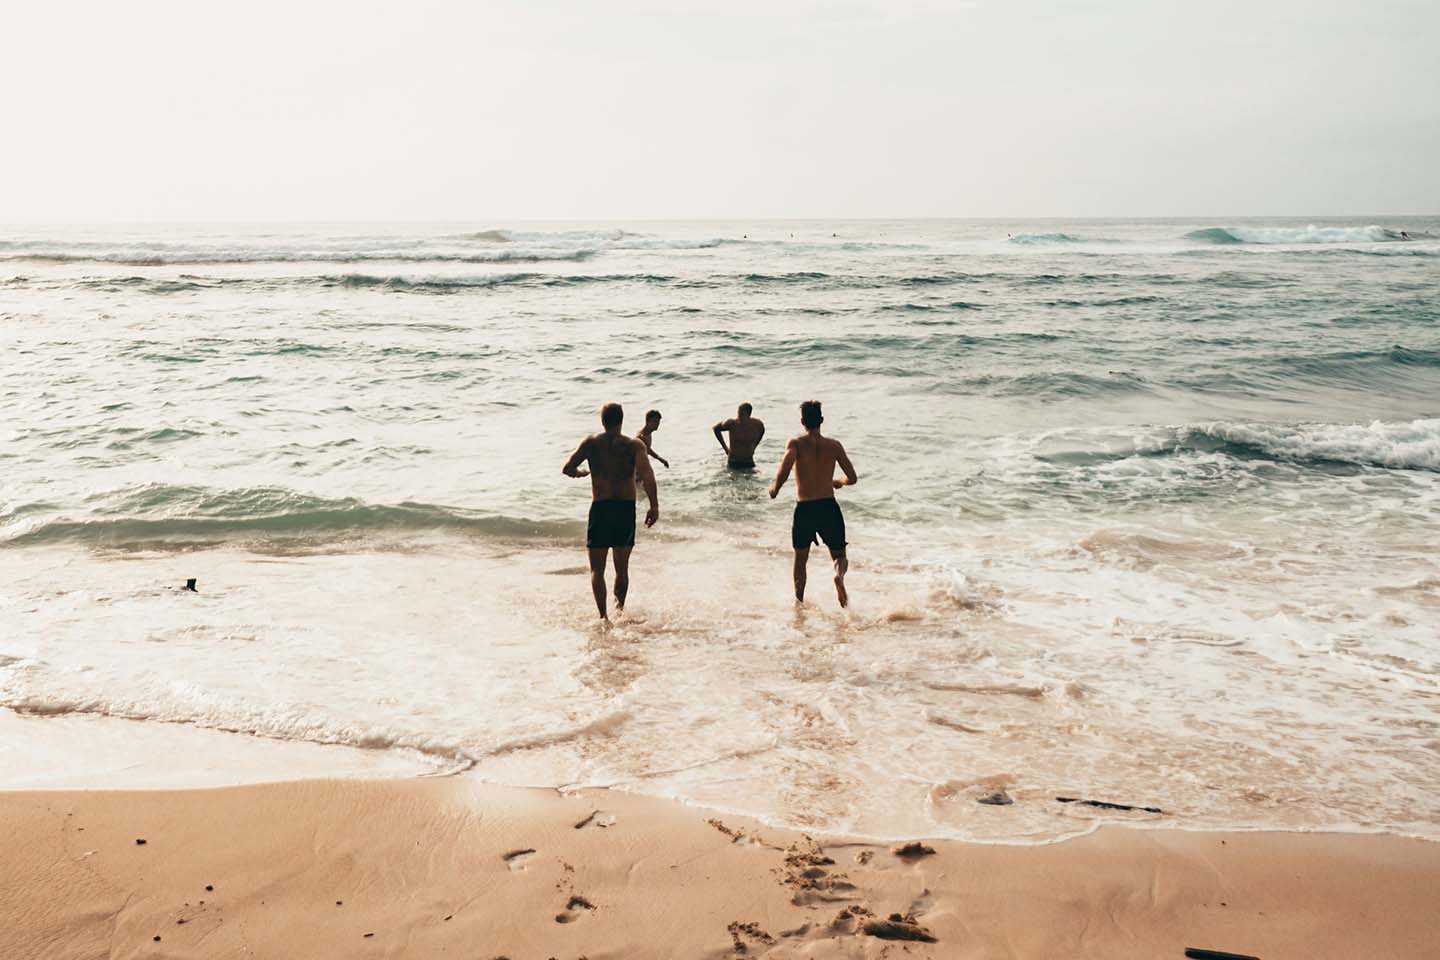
[{"left": 2, "top": 219, "right": 1438, "bottom": 842}]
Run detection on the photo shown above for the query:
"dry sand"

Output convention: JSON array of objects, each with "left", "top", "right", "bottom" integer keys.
[{"left": 3, "top": 777, "right": 1438, "bottom": 959}]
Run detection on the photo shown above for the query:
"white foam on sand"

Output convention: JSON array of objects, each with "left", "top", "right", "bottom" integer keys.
[
  {"left": 2, "top": 525, "right": 1437, "bottom": 842},
  {"left": 0, "top": 707, "right": 438, "bottom": 790}
]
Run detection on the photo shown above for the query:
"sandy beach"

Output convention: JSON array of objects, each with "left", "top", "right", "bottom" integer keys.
[{"left": 5, "top": 777, "right": 1438, "bottom": 960}]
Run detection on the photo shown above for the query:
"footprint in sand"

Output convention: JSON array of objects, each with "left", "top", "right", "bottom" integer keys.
[
  {"left": 554, "top": 895, "right": 596, "bottom": 923},
  {"left": 573, "top": 810, "right": 617, "bottom": 830},
  {"left": 727, "top": 921, "right": 776, "bottom": 952}
]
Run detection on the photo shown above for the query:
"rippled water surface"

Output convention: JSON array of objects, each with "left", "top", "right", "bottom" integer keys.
[{"left": 3, "top": 219, "right": 1438, "bottom": 841}]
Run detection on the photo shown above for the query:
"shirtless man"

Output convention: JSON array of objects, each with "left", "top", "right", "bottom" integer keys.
[
  {"left": 713, "top": 403, "right": 766, "bottom": 468},
  {"left": 769, "top": 400, "right": 857, "bottom": 607},
  {"left": 636, "top": 409, "right": 669, "bottom": 471},
  {"left": 563, "top": 403, "right": 659, "bottom": 619}
]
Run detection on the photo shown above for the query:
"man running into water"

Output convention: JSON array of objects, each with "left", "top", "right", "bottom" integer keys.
[
  {"left": 713, "top": 403, "right": 766, "bottom": 468},
  {"left": 636, "top": 409, "right": 669, "bottom": 471},
  {"left": 563, "top": 403, "right": 659, "bottom": 620},
  {"left": 769, "top": 400, "right": 857, "bottom": 607}
]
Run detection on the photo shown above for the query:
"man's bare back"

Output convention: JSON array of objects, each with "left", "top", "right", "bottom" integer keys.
[
  {"left": 577, "top": 432, "right": 644, "bottom": 500},
  {"left": 714, "top": 404, "right": 765, "bottom": 467},
  {"left": 563, "top": 403, "right": 659, "bottom": 620},
  {"left": 786, "top": 433, "right": 854, "bottom": 501},
  {"left": 769, "top": 400, "right": 857, "bottom": 607}
]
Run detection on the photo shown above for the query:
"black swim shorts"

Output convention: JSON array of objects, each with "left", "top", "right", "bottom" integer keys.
[
  {"left": 792, "top": 498, "right": 846, "bottom": 553},
  {"left": 587, "top": 499, "right": 637, "bottom": 549}
]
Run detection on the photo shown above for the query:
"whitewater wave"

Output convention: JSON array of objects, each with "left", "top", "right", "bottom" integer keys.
[
  {"left": 1193, "top": 418, "right": 1440, "bottom": 471},
  {"left": 1036, "top": 418, "right": 1440, "bottom": 473},
  {"left": 1006, "top": 232, "right": 1085, "bottom": 245},
  {"left": 1185, "top": 225, "right": 1412, "bottom": 245},
  {"left": 0, "top": 485, "right": 580, "bottom": 550}
]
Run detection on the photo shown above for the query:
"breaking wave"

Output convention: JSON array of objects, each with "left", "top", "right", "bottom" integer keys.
[
  {"left": 1038, "top": 418, "right": 1440, "bottom": 473},
  {"left": 1006, "top": 232, "right": 1085, "bottom": 245},
  {"left": 0, "top": 485, "right": 580, "bottom": 550},
  {"left": 1191, "top": 418, "right": 1440, "bottom": 471},
  {"left": 1185, "top": 225, "right": 1412, "bottom": 245}
]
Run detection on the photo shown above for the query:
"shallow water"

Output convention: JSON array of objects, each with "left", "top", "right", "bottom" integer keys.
[{"left": 3, "top": 219, "right": 1438, "bottom": 841}]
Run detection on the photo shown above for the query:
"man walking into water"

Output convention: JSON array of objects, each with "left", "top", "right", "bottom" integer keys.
[
  {"left": 563, "top": 403, "right": 659, "bottom": 619},
  {"left": 769, "top": 400, "right": 857, "bottom": 607},
  {"left": 713, "top": 403, "right": 766, "bottom": 468},
  {"left": 637, "top": 409, "right": 669, "bottom": 471}
]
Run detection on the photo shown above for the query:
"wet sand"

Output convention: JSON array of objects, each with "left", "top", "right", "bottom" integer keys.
[{"left": 4, "top": 778, "right": 1438, "bottom": 959}]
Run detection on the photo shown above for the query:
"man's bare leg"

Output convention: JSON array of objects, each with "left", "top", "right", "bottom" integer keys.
[
  {"left": 588, "top": 547, "right": 610, "bottom": 619},
  {"left": 612, "top": 545, "right": 633, "bottom": 611},
  {"left": 831, "top": 550, "right": 849, "bottom": 608},
  {"left": 792, "top": 547, "right": 809, "bottom": 602}
]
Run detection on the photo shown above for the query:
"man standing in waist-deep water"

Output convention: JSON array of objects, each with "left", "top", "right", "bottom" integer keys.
[
  {"left": 713, "top": 402, "right": 766, "bottom": 468},
  {"left": 563, "top": 403, "right": 659, "bottom": 620},
  {"left": 769, "top": 400, "right": 857, "bottom": 607}
]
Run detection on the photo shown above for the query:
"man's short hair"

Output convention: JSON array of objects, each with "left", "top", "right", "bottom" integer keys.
[
  {"left": 645, "top": 409, "right": 661, "bottom": 422},
  {"left": 800, "top": 400, "right": 822, "bottom": 429},
  {"left": 738, "top": 402, "right": 753, "bottom": 416},
  {"left": 601, "top": 403, "right": 624, "bottom": 429}
]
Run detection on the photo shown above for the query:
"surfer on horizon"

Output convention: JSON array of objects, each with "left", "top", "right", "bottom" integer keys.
[
  {"left": 713, "top": 403, "right": 766, "bottom": 468},
  {"left": 563, "top": 403, "right": 659, "bottom": 620},
  {"left": 769, "top": 400, "right": 857, "bottom": 607}
]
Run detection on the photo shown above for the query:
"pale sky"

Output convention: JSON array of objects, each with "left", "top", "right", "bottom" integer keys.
[{"left": 2, "top": 0, "right": 1436, "bottom": 220}]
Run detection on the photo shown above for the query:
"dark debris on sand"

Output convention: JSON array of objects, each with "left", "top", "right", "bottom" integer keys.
[
  {"left": 862, "top": 912, "right": 938, "bottom": 943},
  {"left": 1056, "top": 795, "right": 1163, "bottom": 814},
  {"left": 892, "top": 842, "right": 937, "bottom": 860}
]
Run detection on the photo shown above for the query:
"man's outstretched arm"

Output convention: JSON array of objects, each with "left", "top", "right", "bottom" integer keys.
[
  {"left": 562, "top": 440, "right": 590, "bottom": 477},
  {"left": 635, "top": 441, "right": 660, "bottom": 526},
  {"left": 712, "top": 421, "right": 731, "bottom": 457},
  {"left": 833, "top": 442, "right": 858, "bottom": 488},
  {"left": 769, "top": 441, "right": 797, "bottom": 499},
  {"left": 647, "top": 445, "right": 669, "bottom": 468}
]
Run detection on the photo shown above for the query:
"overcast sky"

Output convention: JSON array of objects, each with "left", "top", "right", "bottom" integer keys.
[{"left": 3, "top": 0, "right": 1436, "bottom": 220}]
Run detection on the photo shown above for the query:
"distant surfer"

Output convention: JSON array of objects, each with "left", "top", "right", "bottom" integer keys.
[
  {"left": 713, "top": 403, "right": 766, "bottom": 468},
  {"left": 1400, "top": 230, "right": 1411, "bottom": 241},
  {"left": 636, "top": 409, "right": 669, "bottom": 471},
  {"left": 769, "top": 400, "right": 857, "bottom": 607},
  {"left": 563, "top": 403, "right": 659, "bottom": 620}
]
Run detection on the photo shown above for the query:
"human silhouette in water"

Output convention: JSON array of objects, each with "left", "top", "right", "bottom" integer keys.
[
  {"left": 713, "top": 403, "right": 766, "bottom": 468},
  {"left": 636, "top": 409, "right": 669, "bottom": 471},
  {"left": 563, "top": 403, "right": 659, "bottom": 619},
  {"left": 769, "top": 400, "right": 857, "bottom": 606}
]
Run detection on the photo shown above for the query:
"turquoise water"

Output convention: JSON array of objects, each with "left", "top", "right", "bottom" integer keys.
[{"left": 2, "top": 219, "right": 1438, "bottom": 841}]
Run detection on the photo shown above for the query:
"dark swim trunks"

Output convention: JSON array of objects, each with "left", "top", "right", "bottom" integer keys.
[
  {"left": 792, "top": 498, "right": 846, "bottom": 553},
  {"left": 587, "top": 499, "right": 637, "bottom": 549}
]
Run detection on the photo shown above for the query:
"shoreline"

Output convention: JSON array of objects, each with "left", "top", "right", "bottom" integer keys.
[
  {"left": 6, "top": 777, "right": 1439, "bottom": 959},
  {"left": 6, "top": 706, "right": 1437, "bottom": 848}
]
